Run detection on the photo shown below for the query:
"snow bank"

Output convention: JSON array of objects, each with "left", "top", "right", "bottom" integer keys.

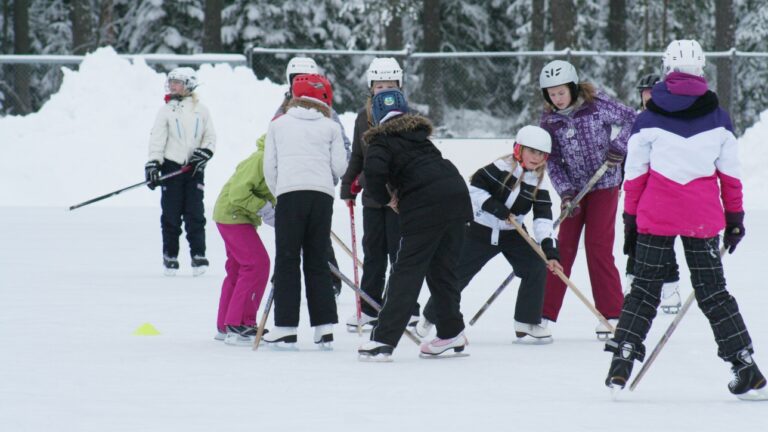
[{"left": 738, "top": 111, "right": 768, "bottom": 210}]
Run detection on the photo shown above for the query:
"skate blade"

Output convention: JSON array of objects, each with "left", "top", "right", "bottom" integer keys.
[
  {"left": 661, "top": 306, "right": 680, "bottom": 314},
  {"left": 224, "top": 337, "right": 255, "bottom": 347},
  {"left": 358, "top": 353, "right": 393, "bottom": 362},
  {"left": 192, "top": 266, "right": 208, "bottom": 277},
  {"left": 263, "top": 342, "right": 299, "bottom": 351},
  {"left": 163, "top": 268, "right": 178, "bottom": 277},
  {"left": 346, "top": 324, "right": 374, "bottom": 333},
  {"left": 315, "top": 342, "right": 333, "bottom": 351},
  {"left": 419, "top": 352, "right": 470, "bottom": 359},
  {"left": 596, "top": 332, "right": 612, "bottom": 341},
  {"left": 737, "top": 387, "right": 768, "bottom": 401},
  {"left": 513, "top": 335, "right": 553, "bottom": 345},
  {"left": 609, "top": 385, "right": 624, "bottom": 400}
]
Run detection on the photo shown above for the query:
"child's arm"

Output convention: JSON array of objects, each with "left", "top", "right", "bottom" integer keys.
[
  {"left": 227, "top": 154, "right": 275, "bottom": 217},
  {"left": 330, "top": 123, "right": 348, "bottom": 180},
  {"left": 623, "top": 127, "right": 652, "bottom": 216},
  {"left": 199, "top": 105, "right": 216, "bottom": 154},
  {"left": 263, "top": 124, "right": 279, "bottom": 196},
  {"left": 531, "top": 177, "right": 559, "bottom": 262},
  {"left": 148, "top": 106, "right": 168, "bottom": 163},
  {"left": 539, "top": 120, "right": 576, "bottom": 197},
  {"left": 362, "top": 139, "right": 393, "bottom": 206},
  {"left": 603, "top": 99, "right": 637, "bottom": 158},
  {"left": 715, "top": 118, "right": 743, "bottom": 214},
  {"left": 469, "top": 161, "right": 512, "bottom": 220}
]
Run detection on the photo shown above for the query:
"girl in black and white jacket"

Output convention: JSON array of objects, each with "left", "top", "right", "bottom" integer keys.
[{"left": 421, "top": 125, "right": 562, "bottom": 343}]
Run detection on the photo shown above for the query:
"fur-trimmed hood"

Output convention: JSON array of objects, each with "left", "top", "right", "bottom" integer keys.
[
  {"left": 363, "top": 113, "right": 433, "bottom": 146},
  {"left": 286, "top": 97, "right": 331, "bottom": 118}
]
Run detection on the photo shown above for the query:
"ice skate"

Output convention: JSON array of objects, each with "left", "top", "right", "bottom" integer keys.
[
  {"left": 513, "top": 320, "right": 553, "bottom": 345},
  {"left": 163, "top": 255, "right": 179, "bottom": 276},
  {"left": 596, "top": 319, "right": 618, "bottom": 341},
  {"left": 313, "top": 324, "right": 334, "bottom": 351},
  {"left": 358, "top": 341, "right": 394, "bottom": 362},
  {"left": 191, "top": 255, "right": 209, "bottom": 277},
  {"left": 604, "top": 341, "right": 637, "bottom": 395},
  {"left": 419, "top": 332, "right": 469, "bottom": 359},
  {"left": 414, "top": 317, "right": 434, "bottom": 338},
  {"left": 407, "top": 315, "right": 419, "bottom": 328},
  {"left": 224, "top": 325, "right": 264, "bottom": 346},
  {"left": 660, "top": 281, "right": 681, "bottom": 314},
  {"left": 346, "top": 312, "right": 377, "bottom": 332},
  {"left": 214, "top": 328, "right": 226, "bottom": 341},
  {"left": 728, "top": 350, "right": 768, "bottom": 401},
  {"left": 262, "top": 326, "right": 298, "bottom": 350}
]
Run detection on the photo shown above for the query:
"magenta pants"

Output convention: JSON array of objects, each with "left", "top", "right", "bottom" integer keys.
[
  {"left": 216, "top": 223, "right": 271, "bottom": 331},
  {"left": 542, "top": 187, "right": 624, "bottom": 322}
]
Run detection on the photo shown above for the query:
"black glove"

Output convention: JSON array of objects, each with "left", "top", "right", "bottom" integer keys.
[
  {"left": 560, "top": 192, "right": 581, "bottom": 219},
  {"left": 541, "top": 238, "right": 560, "bottom": 262},
  {"left": 145, "top": 160, "right": 161, "bottom": 190},
  {"left": 605, "top": 150, "right": 624, "bottom": 167},
  {"left": 623, "top": 213, "right": 638, "bottom": 257},
  {"left": 189, "top": 148, "right": 213, "bottom": 176},
  {"left": 723, "top": 211, "right": 745, "bottom": 254}
]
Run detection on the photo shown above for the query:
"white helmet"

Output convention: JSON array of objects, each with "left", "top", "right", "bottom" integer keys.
[
  {"left": 516, "top": 125, "right": 552, "bottom": 154},
  {"left": 366, "top": 57, "right": 403, "bottom": 88},
  {"left": 539, "top": 60, "right": 578, "bottom": 89},
  {"left": 663, "top": 39, "right": 705, "bottom": 77},
  {"left": 285, "top": 57, "right": 319, "bottom": 84},
  {"left": 167, "top": 67, "right": 198, "bottom": 92}
]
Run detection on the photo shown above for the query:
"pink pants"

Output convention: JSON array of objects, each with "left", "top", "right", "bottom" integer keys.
[
  {"left": 216, "top": 223, "right": 271, "bottom": 331},
  {"left": 542, "top": 187, "right": 624, "bottom": 321}
]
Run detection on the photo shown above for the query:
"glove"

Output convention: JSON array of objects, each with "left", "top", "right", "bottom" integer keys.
[
  {"left": 623, "top": 213, "right": 638, "bottom": 257},
  {"left": 145, "top": 160, "right": 161, "bottom": 190},
  {"left": 560, "top": 192, "right": 581, "bottom": 218},
  {"left": 605, "top": 150, "right": 624, "bottom": 167},
  {"left": 258, "top": 202, "right": 275, "bottom": 227},
  {"left": 189, "top": 148, "right": 213, "bottom": 176},
  {"left": 723, "top": 211, "right": 745, "bottom": 254},
  {"left": 350, "top": 175, "right": 363, "bottom": 195}
]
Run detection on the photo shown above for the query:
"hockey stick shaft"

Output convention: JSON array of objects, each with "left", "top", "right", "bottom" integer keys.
[
  {"left": 555, "top": 162, "right": 611, "bottom": 225},
  {"left": 507, "top": 217, "right": 615, "bottom": 333},
  {"left": 330, "top": 230, "right": 363, "bottom": 270},
  {"left": 629, "top": 244, "right": 729, "bottom": 391},
  {"left": 348, "top": 202, "right": 363, "bottom": 336},
  {"left": 68, "top": 165, "right": 192, "bottom": 211},
  {"left": 469, "top": 271, "right": 516, "bottom": 326},
  {"left": 329, "top": 262, "right": 421, "bottom": 346},
  {"left": 252, "top": 281, "right": 275, "bottom": 351}
]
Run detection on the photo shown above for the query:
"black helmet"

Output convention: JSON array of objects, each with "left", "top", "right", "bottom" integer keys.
[{"left": 636, "top": 73, "right": 661, "bottom": 90}]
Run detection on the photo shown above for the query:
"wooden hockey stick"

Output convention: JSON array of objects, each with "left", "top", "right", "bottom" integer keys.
[
  {"left": 252, "top": 281, "right": 275, "bottom": 351},
  {"left": 330, "top": 230, "right": 363, "bottom": 270}
]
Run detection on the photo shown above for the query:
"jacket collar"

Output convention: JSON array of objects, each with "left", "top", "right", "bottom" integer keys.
[{"left": 363, "top": 113, "right": 433, "bottom": 145}]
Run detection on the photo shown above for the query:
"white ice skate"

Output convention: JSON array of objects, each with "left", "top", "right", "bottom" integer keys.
[
  {"left": 191, "top": 255, "right": 208, "bottom": 277},
  {"left": 595, "top": 319, "right": 618, "bottom": 341},
  {"left": 314, "top": 324, "right": 334, "bottom": 351},
  {"left": 262, "top": 326, "right": 298, "bottom": 350},
  {"left": 660, "top": 282, "right": 682, "bottom": 314},
  {"left": 407, "top": 315, "right": 419, "bottom": 328},
  {"left": 419, "top": 332, "right": 469, "bottom": 359},
  {"left": 345, "top": 312, "right": 377, "bottom": 332},
  {"left": 163, "top": 255, "right": 179, "bottom": 277},
  {"left": 358, "top": 341, "right": 395, "bottom": 362},
  {"left": 414, "top": 317, "right": 434, "bottom": 338},
  {"left": 224, "top": 325, "right": 260, "bottom": 347},
  {"left": 513, "top": 320, "right": 553, "bottom": 345},
  {"left": 214, "top": 329, "right": 226, "bottom": 341}
]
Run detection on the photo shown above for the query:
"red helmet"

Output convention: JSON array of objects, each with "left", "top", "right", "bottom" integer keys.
[{"left": 291, "top": 74, "right": 333, "bottom": 107}]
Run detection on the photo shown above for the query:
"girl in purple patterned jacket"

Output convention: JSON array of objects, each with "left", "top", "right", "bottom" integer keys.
[{"left": 538, "top": 60, "right": 636, "bottom": 339}]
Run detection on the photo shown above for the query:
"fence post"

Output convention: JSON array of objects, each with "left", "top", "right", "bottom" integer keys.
[
  {"left": 729, "top": 47, "right": 738, "bottom": 133},
  {"left": 403, "top": 42, "right": 414, "bottom": 90}
]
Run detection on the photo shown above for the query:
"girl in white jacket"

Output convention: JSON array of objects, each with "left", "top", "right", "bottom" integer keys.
[
  {"left": 145, "top": 67, "right": 216, "bottom": 276},
  {"left": 262, "top": 74, "right": 348, "bottom": 349}
]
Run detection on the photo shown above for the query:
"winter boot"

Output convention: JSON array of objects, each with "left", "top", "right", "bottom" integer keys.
[
  {"left": 314, "top": 324, "right": 334, "bottom": 350},
  {"left": 163, "top": 255, "right": 179, "bottom": 276},
  {"left": 191, "top": 255, "right": 209, "bottom": 277},
  {"left": 262, "top": 326, "right": 298, "bottom": 349},
  {"left": 604, "top": 340, "right": 644, "bottom": 391},
  {"left": 596, "top": 319, "right": 619, "bottom": 341},
  {"left": 514, "top": 320, "right": 553, "bottom": 344},
  {"left": 660, "top": 281, "right": 682, "bottom": 314},
  {"left": 414, "top": 317, "right": 434, "bottom": 338},
  {"left": 420, "top": 331, "right": 469, "bottom": 358},
  {"left": 346, "top": 312, "right": 377, "bottom": 332},
  {"left": 358, "top": 341, "right": 395, "bottom": 362},
  {"left": 728, "top": 349, "right": 768, "bottom": 401}
]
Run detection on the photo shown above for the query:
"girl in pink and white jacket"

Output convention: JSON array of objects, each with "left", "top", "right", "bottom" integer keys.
[{"left": 604, "top": 40, "right": 765, "bottom": 401}]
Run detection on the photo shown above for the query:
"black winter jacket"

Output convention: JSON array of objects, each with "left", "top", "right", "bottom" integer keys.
[
  {"left": 363, "top": 114, "right": 472, "bottom": 234},
  {"left": 340, "top": 108, "right": 383, "bottom": 207}
]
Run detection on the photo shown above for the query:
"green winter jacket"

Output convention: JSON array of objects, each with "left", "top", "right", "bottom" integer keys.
[{"left": 213, "top": 135, "right": 276, "bottom": 227}]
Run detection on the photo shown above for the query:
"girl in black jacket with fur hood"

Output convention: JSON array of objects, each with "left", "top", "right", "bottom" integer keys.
[{"left": 357, "top": 89, "right": 473, "bottom": 361}]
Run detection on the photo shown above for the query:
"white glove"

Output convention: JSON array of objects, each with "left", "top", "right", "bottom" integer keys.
[{"left": 258, "top": 202, "right": 275, "bottom": 227}]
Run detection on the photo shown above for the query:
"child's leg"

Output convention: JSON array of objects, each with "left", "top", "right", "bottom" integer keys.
[
  {"left": 682, "top": 236, "right": 754, "bottom": 361},
  {"left": 160, "top": 162, "right": 185, "bottom": 258},
  {"left": 502, "top": 230, "right": 547, "bottom": 324},
  {"left": 273, "top": 192, "right": 309, "bottom": 327},
  {"left": 216, "top": 223, "right": 240, "bottom": 331},
  {"left": 221, "top": 224, "right": 270, "bottom": 327},
  {"left": 183, "top": 169, "right": 206, "bottom": 258},
  {"left": 542, "top": 206, "right": 585, "bottom": 321},
  {"left": 360, "top": 206, "right": 390, "bottom": 317},
  {"left": 422, "top": 231, "right": 498, "bottom": 324},
  {"left": 424, "top": 222, "right": 467, "bottom": 339},
  {"left": 582, "top": 187, "right": 623, "bottom": 319},
  {"left": 607, "top": 234, "right": 675, "bottom": 357},
  {"left": 371, "top": 227, "right": 442, "bottom": 347},
  {"left": 302, "top": 193, "right": 337, "bottom": 327}
]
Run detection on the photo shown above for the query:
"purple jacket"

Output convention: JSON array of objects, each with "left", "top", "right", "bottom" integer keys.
[{"left": 540, "top": 93, "right": 636, "bottom": 197}]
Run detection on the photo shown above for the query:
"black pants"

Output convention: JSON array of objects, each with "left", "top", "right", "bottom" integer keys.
[
  {"left": 273, "top": 191, "right": 338, "bottom": 327},
  {"left": 360, "top": 206, "right": 419, "bottom": 317},
  {"left": 423, "top": 226, "right": 547, "bottom": 325},
  {"left": 626, "top": 248, "right": 679, "bottom": 283},
  {"left": 611, "top": 234, "right": 753, "bottom": 362},
  {"left": 160, "top": 161, "right": 206, "bottom": 258},
  {"left": 371, "top": 221, "right": 466, "bottom": 347}
]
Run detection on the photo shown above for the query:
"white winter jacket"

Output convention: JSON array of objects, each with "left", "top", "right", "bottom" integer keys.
[
  {"left": 264, "top": 101, "right": 348, "bottom": 198},
  {"left": 148, "top": 95, "right": 216, "bottom": 164}
]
